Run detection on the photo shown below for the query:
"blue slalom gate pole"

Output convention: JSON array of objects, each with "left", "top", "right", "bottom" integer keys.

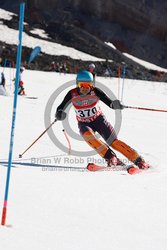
[
  {"left": 1, "top": 3, "right": 25, "bottom": 226},
  {"left": 120, "top": 64, "right": 126, "bottom": 103}
]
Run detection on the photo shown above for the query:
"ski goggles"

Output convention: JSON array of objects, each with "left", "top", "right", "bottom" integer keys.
[{"left": 77, "top": 82, "right": 93, "bottom": 89}]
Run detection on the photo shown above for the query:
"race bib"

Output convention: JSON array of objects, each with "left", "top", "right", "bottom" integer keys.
[
  {"left": 75, "top": 106, "right": 98, "bottom": 118},
  {"left": 75, "top": 105, "right": 102, "bottom": 122}
]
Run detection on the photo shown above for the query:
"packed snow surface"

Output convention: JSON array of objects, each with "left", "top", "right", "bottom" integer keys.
[{"left": 0, "top": 67, "right": 167, "bottom": 250}]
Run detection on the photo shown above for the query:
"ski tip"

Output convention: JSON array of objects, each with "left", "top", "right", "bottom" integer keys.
[
  {"left": 87, "top": 163, "right": 96, "bottom": 171},
  {"left": 87, "top": 163, "right": 104, "bottom": 172},
  {"left": 127, "top": 166, "right": 142, "bottom": 175}
]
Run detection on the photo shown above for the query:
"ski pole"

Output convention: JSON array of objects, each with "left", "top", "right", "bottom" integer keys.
[
  {"left": 120, "top": 64, "right": 126, "bottom": 103},
  {"left": 62, "top": 129, "right": 71, "bottom": 155},
  {"left": 117, "top": 65, "right": 121, "bottom": 100},
  {"left": 123, "top": 105, "right": 167, "bottom": 113},
  {"left": 19, "top": 119, "right": 57, "bottom": 158}
]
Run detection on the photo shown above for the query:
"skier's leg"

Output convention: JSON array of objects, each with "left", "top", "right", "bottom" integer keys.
[
  {"left": 82, "top": 116, "right": 119, "bottom": 165},
  {"left": 111, "top": 139, "right": 149, "bottom": 169},
  {"left": 18, "top": 87, "right": 21, "bottom": 95},
  {"left": 20, "top": 86, "right": 25, "bottom": 95},
  {"left": 91, "top": 115, "right": 117, "bottom": 145},
  {"left": 94, "top": 116, "right": 149, "bottom": 168},
  {"left": 82, "top": 129, "right": 116, "bottom": 159},
  {"left": 111, "top": 139, "right": 139, "bottom": 162},
  {"left": 78, "top": 121, "right": 116, "bottom": 162}
]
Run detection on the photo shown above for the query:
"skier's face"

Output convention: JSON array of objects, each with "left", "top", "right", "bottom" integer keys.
[
  {"left": 80, "top": 86, "right": 91, "bottom": 95},
  {"left": 78, "top": 82, "right": 92, "bottom": 95}
]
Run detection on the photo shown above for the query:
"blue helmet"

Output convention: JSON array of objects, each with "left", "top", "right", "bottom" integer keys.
[{"left": 76, "top": 70, "right": 93, "bottom": 83}]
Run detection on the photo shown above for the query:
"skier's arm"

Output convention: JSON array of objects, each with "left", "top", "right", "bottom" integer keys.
[
  {"left": 55, "top": 90, "right": 72, "bottom": 120},
  {"left": 94, "top": 87, "right": 123, "bottom": 109}
]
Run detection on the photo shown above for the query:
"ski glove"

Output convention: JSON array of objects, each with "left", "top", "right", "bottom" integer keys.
[
  {"left": 55, "top": 109, "right": 67, "bottom": 120},
  {"left": 111, "top": 100, "right": 124, "bottom": 110}
]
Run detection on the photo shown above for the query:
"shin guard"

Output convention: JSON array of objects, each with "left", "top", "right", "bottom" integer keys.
[
  {"left": 82, "top": 130, "right": 109, "bottom": 158},
  {"left": 111, "top": 139, "right": 139, "bottom": 162}
]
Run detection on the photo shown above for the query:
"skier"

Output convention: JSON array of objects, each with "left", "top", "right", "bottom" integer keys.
[
  {"left": 18, "top": 67, "right": 26, "bottom": 95},
  {"left": 0, "top": 72, "right": 7, "bottom": 96},
  {"left": 0, "top": 72, "right": 5, "bottom": 87},
  {"left": 55, "top": 70, "right": 149, "bottom": 171},
  {"left": 88, "top": 63, "right": 96, "bottom": 82}
]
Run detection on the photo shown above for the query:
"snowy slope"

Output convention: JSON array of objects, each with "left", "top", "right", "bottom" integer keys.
[
  {"left": 0, "top": 67, "right": 167, "bottom": 250},
  {"left": 1, "top": 8, "right": 167, "bottom": 70},
  {"left": 0, "top": 8, "right": 104, "bottom": 61}
]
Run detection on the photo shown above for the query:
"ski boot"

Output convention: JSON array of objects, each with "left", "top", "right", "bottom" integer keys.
[
  {"left": 134, "top": 156, "right": 150, "bottom": 169},
  {"left": 108, "top": 157, "right": 141, "bottom": 174}
]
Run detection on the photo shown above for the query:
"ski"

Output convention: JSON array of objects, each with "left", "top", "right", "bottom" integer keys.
[
  {"left": 0, "top": 160, "right": 88, "bottom": 171},
  {"left": 24, "top": 96, "right": 38, "bottom": 99},
  {"left": 18, "top": 95, "right": 38, "bottom": 99},
  {"left": 0, "top": 160, "right": 149, "bottom": 175},
  {"left": 87, "top": 163, "right": 144, "bottom": 175}
]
